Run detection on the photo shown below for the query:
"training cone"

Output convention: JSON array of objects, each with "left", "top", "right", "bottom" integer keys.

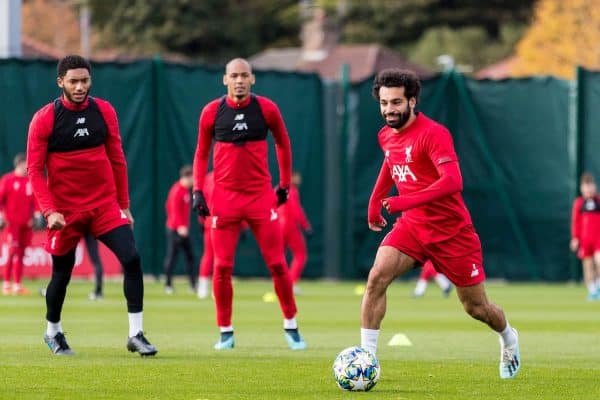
[
  {"left": 354, "top": 284, "right": 366, "bottom": 296},
  {"left": 262, "top": 292, "right": 277, "bottom": 303},
  {"left": 388, "top": 333, "right": 413, "bottom": 347}
]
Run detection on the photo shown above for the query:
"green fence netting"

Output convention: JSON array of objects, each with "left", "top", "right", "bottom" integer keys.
[{"left": 0, "top": 58, "right": 596, "bottom": 281}]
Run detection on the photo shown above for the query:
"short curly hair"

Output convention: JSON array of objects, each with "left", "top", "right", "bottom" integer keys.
[
  {"left": 57, "top": 55, "right": 91, "bottom": 78},
  {"left": 372, "top": 69, "right": 420, "bottom": 102}
]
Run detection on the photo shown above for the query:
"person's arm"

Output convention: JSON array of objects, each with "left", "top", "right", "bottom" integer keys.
[
  {"left": 0, "top": 176, "right": 6, "bottom": 228},
  {"left": 193, "top": 104, "right": 216, "bottom": 192},
  {"left": 97, "top": 99, "right": 130, "bottom": 210},
  {"left": 259, "top": 97, "right": 291, "bottom": 189},
  {"left": 192, "top": 103, "right": 217, "bottom": 217},
  {"left": 368, "top": 160, "right": 394, "bottom": 230},
  {"left": 26, "top": 106, "right": 56, "bottom": 216},
  {"left": 570, "top": 198, "right": 582, "bottom": 251},
  {"left": 0, "top": 175, "right": 6, "bottom": 212},
  {"left": 383, "top": 161, "right": 462, "bottom": 213}
]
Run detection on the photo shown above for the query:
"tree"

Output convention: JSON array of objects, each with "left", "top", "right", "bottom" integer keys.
[
  {"left": 315, "top": 0, "right": 534, "bottom": 71},
  {"left": 22, "top": 0, "right": 81, "bottom": 54},
  {"left": 89, "top": 0, "right": 301, "bottom": 62},
  {"left": 512, "top": 0, "right": 600, "bottom": 79}
]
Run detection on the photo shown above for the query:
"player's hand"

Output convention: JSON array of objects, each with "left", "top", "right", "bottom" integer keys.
[
  {"left": 177, "top": 226, "right": 189, "bottom": 237},
  {"left": 368, "top": 217, "right": 387, "bottom": 232},
  {"left": 121, "top": 208, "right": 135, "bottom": 226},
  {"left": 192, "top": 190, "right": 210, "bottom": 217},
  {"left": 47, "top": 212, "right": 66, "bottom": 230},
  {"left": 304, "top": 227, "right": 313, "bottom": 237},
  {"left": 382, "top": 196, "right": 403, "bottom": 214},
  {"left": 570, "top": 238, "right": 579, "bottom": 252},
  {"left": 275, "top": 186, "right": 289, "bottom": 206},
  {"left": 0, "top": 214, "right": 5, "bottom": 230}
]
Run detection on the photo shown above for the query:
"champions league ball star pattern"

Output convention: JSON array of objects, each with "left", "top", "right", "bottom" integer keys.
[{"left": 332, "top": 346, "right": 380, "bottom": 391}]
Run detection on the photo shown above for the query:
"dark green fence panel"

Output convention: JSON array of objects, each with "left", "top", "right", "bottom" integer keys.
[{"left": 0, "top": 59, "right": 57, "bottom": 171}]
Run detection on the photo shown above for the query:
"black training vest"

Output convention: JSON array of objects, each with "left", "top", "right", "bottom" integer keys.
[
  {"left": 48, "top": 97, "right": 108, "bottom": 153},
  {"left": 213, "top": 95, "right": 268, "bottom": 144},
  {"left": 581, "top": 197, "right": 600, "bottom": 213}
]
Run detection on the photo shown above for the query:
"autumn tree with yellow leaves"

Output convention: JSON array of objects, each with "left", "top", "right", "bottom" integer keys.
[{"left": 512, "top": 0, "right": 600, "bottom": 79}]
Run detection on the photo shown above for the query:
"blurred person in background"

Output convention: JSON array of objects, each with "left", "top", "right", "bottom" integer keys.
[
  {"left": 163, "top": 165, "right": 196, "bottom": 295},
  {"left": 411, "top": 260, "right": 453, "bottom": 298},
  {"left": 0, "top": 153, "right": 42, "bottom": 295},
  {"left": 196, "top": 170, "right": 215, "bottom": 299},
  {"left": 192, "top": 58, "right": 305, "bottom": 350},
  {"left": 570, "top": 172, "right": 600, "bottom": 301},
  {"left": 27, "top": 55, "right": 156, "bottom": 356},
  {"left": 278, "top": 171, "right": 312, "bottom": 293}
]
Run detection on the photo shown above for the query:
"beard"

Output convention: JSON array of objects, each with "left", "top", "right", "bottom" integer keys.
[
  {"left": 63, "top": 88, "right": 88, "bottom": 104},
  {"left": 383, "top": 108, "right": 412, "bottom": 129}
]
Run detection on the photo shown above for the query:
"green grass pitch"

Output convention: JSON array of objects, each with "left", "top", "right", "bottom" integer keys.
[{"left": 1, "top": 279, "right": 599, "bottom": 399}]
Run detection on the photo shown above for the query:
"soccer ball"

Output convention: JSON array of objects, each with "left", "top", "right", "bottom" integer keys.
[{"left": 332, "top": 346, "right": 380, "bottom": 391}]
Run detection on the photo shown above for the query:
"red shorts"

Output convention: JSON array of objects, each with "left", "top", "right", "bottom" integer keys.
[
  {"left": 6, "top": 223, "right": 33, "bottom": 248},
  {"left": 577, "top": 236, "right": 600, "bottom": 258},
  {"left": 211, "top": 185, "right": 278, "bottom": 228},
  {"left": 46, "top": 202, "right": 130, "bottom": 255},
  {"left": 381, "top": 219, "right": 486, "bottom": 287}
]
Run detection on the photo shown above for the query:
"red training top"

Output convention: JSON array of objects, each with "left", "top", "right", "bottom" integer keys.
[
  {"left": 279, "top": 185, "right": 311, "bottom": 232},
  {"left": 368, "top": 112, "right": 473, "bottom": 243},
  {"left": 193, "top": 94, "right": 291, "bottom": 193},
  {"left": 0, "top": 172, "right": 38, "bottom": 225},
  {"left": 27, "top": 96, "right": 129, "bottom": 216},
  {"left": 571, "top": 195, "right": 600, "bottom": 242},
  {"left": 165, "top": 181, "right": 191, "bottom": 230}
]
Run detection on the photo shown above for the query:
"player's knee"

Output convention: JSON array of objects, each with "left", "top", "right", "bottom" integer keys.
[
  {"left": 267, "top": 261, "right": 287, "bottom": 276},
  {"left": 366, "top": 267, "right": 391, "bottom": 294},
  {"left": 213, "top": 263, "right": 233, "bottom": 279},
  {"left": 122, "top": 253, "right": 141, "bottom": 277},
  {"left": 462, "top": 301, "right": 487, "bottom": 321}
]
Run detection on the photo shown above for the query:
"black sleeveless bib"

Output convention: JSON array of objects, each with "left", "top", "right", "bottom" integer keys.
[
  {"left": 48, "top": 97, "right": 108, "bottom": 153},
  {"left": 213, "top": 95, "right": 268, "bottom": 144}
]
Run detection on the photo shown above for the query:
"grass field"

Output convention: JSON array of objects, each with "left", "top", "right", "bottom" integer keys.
[{"left": 1, "top": 278, "right": 599, "bottom": 399}]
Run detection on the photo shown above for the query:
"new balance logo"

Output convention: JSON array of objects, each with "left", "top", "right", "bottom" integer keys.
[
  {"left": 391, "top": 164, "right": 417, "bottom": 182},
  {"left": 232, "top": 122, "right": 248, "bottom": 131},
  {"left": 270, "top": 209, "right": 278, "bottom": 221},
  {"left": 470, "top": 264, "right": 480, "bottom": 277},
  {"left": 76, "top": 117, "right": 86, "bottom": 124},
  {"left": 73, "top": 128, "right": 89, "bottom": 137},
  {"left": 211, "top": 216, "right": 218, "bottom": 229},
  {"left": 234, "top": 114, "right": 245, "bottom": 121}
]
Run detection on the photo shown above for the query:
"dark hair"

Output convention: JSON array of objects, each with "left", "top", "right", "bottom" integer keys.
[
  {"left": 13, "top": 153, "right": 26, "bottom": 167},
  {"left": 581, "top": 172, "right": 595, "bottom": 184},
  {"left": 57, "top": 55, "right": 91, "bottom": 78},
  {"left": 179, "top": 165, "right": 193, "bottom": 178},
  {"left": 372, "top": 69, "right": 421, "bottom": 102}
]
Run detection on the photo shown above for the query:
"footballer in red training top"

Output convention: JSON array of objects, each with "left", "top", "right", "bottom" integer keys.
[
  {"left": 192, "top": 58, "right": 305, "bottom": 351},
  {"left": 361, "top": 68, "right": 520, "bottom": 380},
  {"left": 27, "top": 54, "right": 156, "bottom": 356}
]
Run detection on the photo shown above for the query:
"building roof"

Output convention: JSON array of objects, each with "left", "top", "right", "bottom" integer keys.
[
  {"left": 21, "top": 35, "right": 63, "bottom": 60},
  {"left": 251, "top": 44, "right": 433, "bottom": 83},
  {"left": 474, "top": 56, "right": 517, "bottom": 80}
]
